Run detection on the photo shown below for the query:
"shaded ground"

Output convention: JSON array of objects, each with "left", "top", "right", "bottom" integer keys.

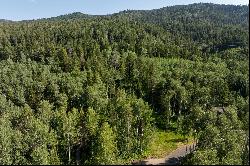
[{"left": 132, "top": 143, "right": 196, "bottom": 165}]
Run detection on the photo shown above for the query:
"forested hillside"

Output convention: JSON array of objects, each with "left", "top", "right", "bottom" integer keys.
[{"left": 0, "top": 3, "right": 249, "bottom": 165}]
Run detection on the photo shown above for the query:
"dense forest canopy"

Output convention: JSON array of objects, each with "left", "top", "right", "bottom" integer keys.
[{"left": 0, "top": 3, "right": 249, "bottom": 165}]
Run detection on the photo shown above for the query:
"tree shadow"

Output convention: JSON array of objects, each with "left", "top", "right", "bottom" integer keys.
[
  {"left": 131, "top": 160, "right": 150, "bottom": 165},
  {"left": 159, "top": 156, "right": 183, "bottom": 165},
  {"left": 131, "top": 156, "right": 184, "bottom": 165}
]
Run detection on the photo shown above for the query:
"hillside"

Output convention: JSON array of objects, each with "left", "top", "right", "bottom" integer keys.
[
  {"left": 115, "top": 3, "right": 249, "bottom": 51},
  {"left": 0, "top": 3, "right": 249, "bottom": 165},
  {"left": 0, "top": 19, "right": 12, "bottom": 22},
  {"left": 41, "top": 3, "right": 249, "bottom": 51}
]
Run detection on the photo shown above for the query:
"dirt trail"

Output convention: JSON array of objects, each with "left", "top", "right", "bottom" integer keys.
[{"left": 132, "top": 143, "right": 196, "bottom": 165}]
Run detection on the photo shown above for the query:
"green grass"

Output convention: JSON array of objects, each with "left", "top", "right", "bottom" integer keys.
[
  {"left": 121, "top": 130, "right": 193, "bottom": 164},
  {"left": 141, "top": 130, "right": 192, "bottom": 159}
]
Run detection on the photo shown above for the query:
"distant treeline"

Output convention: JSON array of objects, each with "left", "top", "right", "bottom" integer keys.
[{"left": 0, "top": 3, "right": 248, "bottom": 165}]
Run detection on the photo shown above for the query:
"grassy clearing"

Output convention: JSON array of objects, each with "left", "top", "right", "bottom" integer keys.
[
  {"left": 123, "top": 130, "right": 193, "bottom": 164},
  {"left": 142, "top": 130, "right": 193, "bottom": 159}
]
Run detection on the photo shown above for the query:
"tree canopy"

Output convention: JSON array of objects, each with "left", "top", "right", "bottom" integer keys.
[{"left": 0, "top": 3, "right": 249, "bottom": 165}]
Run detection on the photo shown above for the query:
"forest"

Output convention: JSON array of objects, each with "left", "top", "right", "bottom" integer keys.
[{"left": 0, "top": 3, "right": 249, "bottom": 165}]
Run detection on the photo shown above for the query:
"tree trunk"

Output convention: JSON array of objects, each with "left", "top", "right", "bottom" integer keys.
[
  {"left": 68, "top": 133, "right": 71, "bottom": 165},
  {"left": 76, "top": 142, "right": 83, "bottom": 165}
]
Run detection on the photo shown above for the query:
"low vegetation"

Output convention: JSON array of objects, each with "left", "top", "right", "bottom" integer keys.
[{"left": 0, "top": 3, "right": 248, "bottom": 165}]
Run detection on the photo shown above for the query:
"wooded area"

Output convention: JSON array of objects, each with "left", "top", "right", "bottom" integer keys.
[{"left": 0, "top": 3, "right": 249, "bottom": 165}]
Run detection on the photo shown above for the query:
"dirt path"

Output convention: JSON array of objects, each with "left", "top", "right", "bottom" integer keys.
[{"left": 132, "top": 143, "right": 196, "bottom": 165}]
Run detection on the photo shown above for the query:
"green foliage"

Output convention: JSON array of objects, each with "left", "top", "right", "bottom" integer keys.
[
  {"left": 182, "top": 106, "right": 248, "bottom": 165},
  {"left": 0, "top": 3, "right": 248, "bottom": 165},
  {"left": 0, "top": 115, "right": 13, "bottom": 165},
  {"left": 91, "top": 122, "right": 118, "bottom": 165}
]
